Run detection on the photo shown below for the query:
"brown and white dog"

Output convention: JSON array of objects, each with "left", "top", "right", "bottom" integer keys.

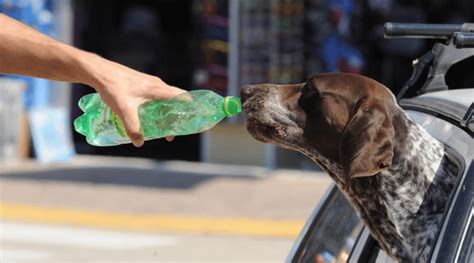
[{"left": 241, "top": 73, "right": 458, "bottom": 262}]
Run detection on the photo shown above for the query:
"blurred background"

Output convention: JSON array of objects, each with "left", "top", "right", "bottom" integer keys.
[{"left": 0, "top": 0, "right": 473, "bottom": 262}]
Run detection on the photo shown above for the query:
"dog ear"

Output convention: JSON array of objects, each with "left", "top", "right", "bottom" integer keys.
[{"left": 339, "top": 99, "right": 395, "bottom": 178}]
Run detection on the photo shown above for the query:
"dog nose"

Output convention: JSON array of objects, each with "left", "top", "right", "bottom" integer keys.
[{"left": 240, "top": 85, "right": 256, "bottom": 103}]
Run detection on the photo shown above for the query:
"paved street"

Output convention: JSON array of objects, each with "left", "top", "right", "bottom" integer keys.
[
  {"left": 1, "top": 222, "right": 294, "bottom": 262},
  {"left": 0, "top": 156, "right": 332, "bottom": 262}
]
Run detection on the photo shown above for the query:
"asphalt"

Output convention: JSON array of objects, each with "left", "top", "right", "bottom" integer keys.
[
  {"left": 0, "top": 155, "right": 332, "bottom": 262},
  {"left": 0, "top": 156, "right": 331, "bottom": 222},
  {"left": 1, "top": 222, "right": 295, "bottom": 262}
]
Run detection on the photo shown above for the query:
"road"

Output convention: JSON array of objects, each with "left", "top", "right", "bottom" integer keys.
[
  {"left": 0, "top": 156, "right": 332, "bottom": 262},
  {"left": 1, "top": 221, "right": 294, "bottom": 262}
]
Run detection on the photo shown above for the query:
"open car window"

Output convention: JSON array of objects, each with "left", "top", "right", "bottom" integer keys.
[
  {"left": 289, "top": 89, "right": 473, "bottom": 263},
  {"left": 350, "top": 109, "right": 471, "bottom": 263}
]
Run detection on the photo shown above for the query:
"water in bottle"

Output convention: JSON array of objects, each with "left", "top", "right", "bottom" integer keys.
[{"left": 74, "top": 90, "right": 241, "bottom": 146}]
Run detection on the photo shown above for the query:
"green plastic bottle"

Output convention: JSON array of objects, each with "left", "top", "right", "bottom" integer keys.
[{"left": 74, "top": 90, "right": 241, "bottom": 146}]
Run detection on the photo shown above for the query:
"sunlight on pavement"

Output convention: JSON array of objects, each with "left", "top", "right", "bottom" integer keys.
[{"left": 0, "top": 221, "right": 294, "bottom": 262}]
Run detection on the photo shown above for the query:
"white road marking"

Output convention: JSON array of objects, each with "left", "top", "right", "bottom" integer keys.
[
  {"left": 0, "top": 248, "right": 53, "bottom": 261},
  {"left": 0, "top": 221, "right": 179, "bottom": 250}
]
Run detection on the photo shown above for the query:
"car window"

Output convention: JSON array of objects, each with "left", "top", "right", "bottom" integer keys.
[
  {"left": 456, "top": 209, "right": 473, "bottom": 262},
  {"left": 293, "top": 187, "right": 363, "bottom": 263},
  {"left": 353, "top": 132, "right": 468, "bottom": 262}
]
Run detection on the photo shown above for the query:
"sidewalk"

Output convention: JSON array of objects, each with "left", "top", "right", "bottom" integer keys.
[{"left": 0, "top": 155, "right": 332, "bottom": 238}]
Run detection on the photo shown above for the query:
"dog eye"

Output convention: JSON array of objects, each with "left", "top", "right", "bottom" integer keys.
[
  {"left": 299, "top": 82, "right": 321, "bottom": 111},
  {"left": 298, "top": 91, "right": 314, "bottom": 110},
  {"left": 301, "top": 83, "right": 310, "bottom": 93}
]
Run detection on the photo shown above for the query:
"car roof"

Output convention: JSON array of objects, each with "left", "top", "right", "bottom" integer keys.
[
  {"left": 400, "top": 88, "right": 474, "bottom": 135},
  {"left": 419, "top": 88, "right": 474, "bottom": 109}
]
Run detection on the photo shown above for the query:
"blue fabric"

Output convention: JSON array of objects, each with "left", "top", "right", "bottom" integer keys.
[
  {"left": 1, "top": 0, "right": 53, "bottom": 109},
  {"left": 321, "top": 34, "right": 364, "bottom": 73},
  {"left": 1, "top": 1, "right": 75, "bottom": 162}
]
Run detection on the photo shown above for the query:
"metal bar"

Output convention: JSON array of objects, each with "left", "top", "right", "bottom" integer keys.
[
  {"left": 454, "top": 32, "right": 474, "bottom": 48},
  {"left": 228, "top": 0, "right": 240, "bottom": 97},
  {"left": 384, "top": 23, "right": 462, "bottom": 39}
]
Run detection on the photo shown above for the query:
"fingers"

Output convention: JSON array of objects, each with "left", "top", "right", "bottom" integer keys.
[
  {"left": 117, "top": 103, "right": 144, "bottom": 147},
  {"left": 118, "top": 104, "right": 175, "bottom": 146}
]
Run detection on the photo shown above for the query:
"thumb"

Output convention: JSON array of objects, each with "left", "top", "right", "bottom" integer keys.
[
  {"left": 150, "top": 84, "right": 186, "bottom": 101},
  {"left": 117, "top": 103, "right": 144, "bottom": 147}
]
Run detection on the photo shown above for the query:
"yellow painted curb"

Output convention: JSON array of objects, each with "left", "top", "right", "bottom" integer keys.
[{"left": 0, "top": 203, "right": 304, "bottom": 238}]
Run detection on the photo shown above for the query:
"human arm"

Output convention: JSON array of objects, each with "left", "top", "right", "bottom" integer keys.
[{"left": 0, "top": 14, "right": 184, "bottom": 147}]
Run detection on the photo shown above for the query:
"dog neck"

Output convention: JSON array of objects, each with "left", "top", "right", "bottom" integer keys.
[
  {"left": 382, "top": 114, "right": 445, "bottom": 227},
  {"left": 347, "top": 110, "right": 457, "bottom": 260}
]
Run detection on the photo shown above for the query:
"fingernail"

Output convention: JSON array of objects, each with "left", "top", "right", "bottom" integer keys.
[{"left": 133, "top": 140, "right": 144, "bottom": 147}]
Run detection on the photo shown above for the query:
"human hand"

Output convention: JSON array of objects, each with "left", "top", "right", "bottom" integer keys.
[{"left": 90, "top": 59, "right": 185, "bottom": 147}]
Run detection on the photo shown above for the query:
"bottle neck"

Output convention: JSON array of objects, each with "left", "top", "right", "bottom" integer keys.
[{"left": 222, "top": 96, "right": 242, "bottom": 117}]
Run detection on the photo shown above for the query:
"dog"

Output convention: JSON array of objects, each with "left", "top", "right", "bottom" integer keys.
[{"left": 241, "top": 73, "right": 458, "bottom": 262}]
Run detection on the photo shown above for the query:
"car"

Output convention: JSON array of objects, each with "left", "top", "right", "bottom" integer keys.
[{"left": 287, "top": 23, "right": 474, "bottom": 263}]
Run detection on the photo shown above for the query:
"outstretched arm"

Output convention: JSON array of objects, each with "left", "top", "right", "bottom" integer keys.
[{"left": 0, "top": 14, "right": 184, "bottom": 147}]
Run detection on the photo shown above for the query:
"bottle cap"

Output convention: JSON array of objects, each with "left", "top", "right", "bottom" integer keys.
[{"left": 222, "top": 96, "right": 242, "bottom": 117}]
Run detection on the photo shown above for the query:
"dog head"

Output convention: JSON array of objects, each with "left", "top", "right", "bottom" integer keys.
[{"left": 241, "top": 73, "right": 399, "bottom": 186}]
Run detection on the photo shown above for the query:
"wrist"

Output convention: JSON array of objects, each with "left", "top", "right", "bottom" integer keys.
[{"left": 72, "top": 48, "right": 111, "bottom": 91}]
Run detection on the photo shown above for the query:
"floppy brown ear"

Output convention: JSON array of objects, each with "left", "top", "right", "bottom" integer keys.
[{"left": 339, "top": 100, "right": 395, "bottom": 179}]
